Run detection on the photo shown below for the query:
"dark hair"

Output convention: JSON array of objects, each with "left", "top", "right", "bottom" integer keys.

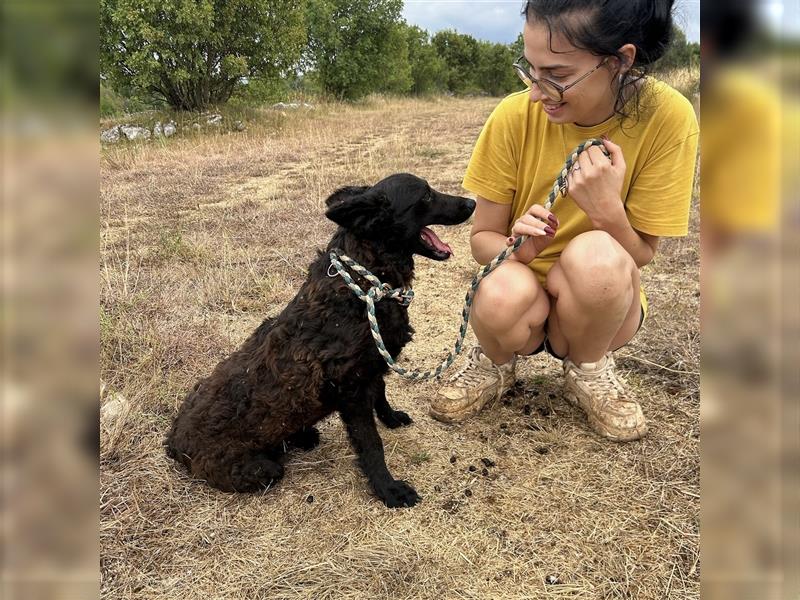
[
  {"left": 522, "top": 0, "right": 675, "bottom": 125},
  {"left": 701, "top": 0, "right": 758, "bottom": 59}
]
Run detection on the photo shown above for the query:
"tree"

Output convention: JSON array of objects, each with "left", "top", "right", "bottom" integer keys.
[
  {"left": 405, "top": 25, "right": 447, "bottom": 95},
  {"left": 378, "top": 25, "right": 413, "bottom": 95},
  {"left": 652, "top": 25, "right": 696, "bottom": 71},
  {"left": 100, "top": 0, "right": 306, "bottom": 111},
  {"left": 432, "top": 30, "right": 480, "bottom": 94},
  {"left": 476, "top": 41, "right": 520, "bottom": 96},
  {"left": 305, "top": 0, "right": 407, "bottom": 100}
]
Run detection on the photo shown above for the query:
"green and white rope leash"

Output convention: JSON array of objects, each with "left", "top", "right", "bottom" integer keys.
[{"left": 329, "top": 138, "right": 609, "bottom": 382}]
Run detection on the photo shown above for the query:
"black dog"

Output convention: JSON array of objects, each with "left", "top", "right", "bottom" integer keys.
[{"left": 165, "top": 174, "right": 475, "bottom": 507}]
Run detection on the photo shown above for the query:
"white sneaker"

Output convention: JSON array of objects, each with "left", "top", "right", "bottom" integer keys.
[
  {"left": 430, "top": 346, "right": 516, "bottom": 424},
  {"left": 563, "top": 353, "right": 648, "bottom": 441}
]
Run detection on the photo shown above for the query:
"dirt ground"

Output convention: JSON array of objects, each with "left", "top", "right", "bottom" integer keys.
[{"left": 100, "top": 95, "right": 699, "bottom": 599}]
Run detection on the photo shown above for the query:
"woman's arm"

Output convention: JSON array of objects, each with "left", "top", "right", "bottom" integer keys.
[
  {"left": 594, "top": 213, "right": 660, "bottom": 268},
  {"left": 470, "top": 196, "right": 558, "bottom": 265},
  {"left": 469, "top": 197, "right": 514, "bottom": 265},
  {"left": 568, "top": 140, "right": 661, "bottom": 267}
]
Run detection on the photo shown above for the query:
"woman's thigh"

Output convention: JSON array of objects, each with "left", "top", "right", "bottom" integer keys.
[
  {"left": 471, "top": 259, "right": 550, "bottom": 354},
  {"left": 544, "top": 233, "right": 642, "bottom": 358}
]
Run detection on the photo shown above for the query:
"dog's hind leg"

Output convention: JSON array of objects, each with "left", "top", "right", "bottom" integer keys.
[
  {"left": 286, "top": 426, "right": 320, "bottom": 451},
  {"left": 374, "top": 393, "right": 413, "bottom": 429},
  {"left": 228, "top": 450, "right": 285, "bottom": 493}
]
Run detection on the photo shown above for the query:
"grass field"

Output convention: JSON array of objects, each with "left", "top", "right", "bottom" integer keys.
[{"left": 101, "top": 90, "right": 699, "bottom": 599}]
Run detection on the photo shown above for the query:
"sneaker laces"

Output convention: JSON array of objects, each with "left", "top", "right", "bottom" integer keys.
[
  {"left": 577, "top": 355, "right": 631, "bottom": 405},
  {"left": 448, "top": 347, "right": 487, "bottom": 387},
  {"left": 448, "top": 346, "right": 508, "bottom": 393}
]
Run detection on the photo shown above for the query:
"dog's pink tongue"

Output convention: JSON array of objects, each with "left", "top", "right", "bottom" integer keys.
[{"left": 420, "top": 227, "right": 453, "bottom": 256}]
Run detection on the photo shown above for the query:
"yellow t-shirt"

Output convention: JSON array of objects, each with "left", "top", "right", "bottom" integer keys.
[
  {"left": 701, "top": 68, "right": 780, "bottom": 233},
  {"left": 463, "top": 77, "right": 699, "bottom": 316}
]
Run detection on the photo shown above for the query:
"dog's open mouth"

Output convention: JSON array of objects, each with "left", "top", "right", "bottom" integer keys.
[{"left": 419, "top": 226, "right": 453, "bottom": 260}]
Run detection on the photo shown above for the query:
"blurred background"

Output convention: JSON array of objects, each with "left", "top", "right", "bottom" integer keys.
[
  {"left": 1, "top": 0, "right": 798, "bottom": 598},
  {"left": 700, "top": 1, "right": 799, "bottom": 599}
]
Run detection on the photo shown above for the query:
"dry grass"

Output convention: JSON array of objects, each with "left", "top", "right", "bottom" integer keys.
[{"left": 101, "top": 93, "right": 699, "bottom": 599}]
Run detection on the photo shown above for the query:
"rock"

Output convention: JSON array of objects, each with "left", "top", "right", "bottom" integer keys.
[
  {"left": 100, "top": 126, "right": 121, "bottom": 143},
  {"left": 271, "top": 102, "right": 314, "bottom": 110},
  {"left": 480, "top": 457, "right": 495, "bottom": 468},
  {"left": 192, "top": 123, "right": 202, "bottom": 130},
  {"left": 233, "top": 120, "right": 246, "bottom": 131},
  {"left": 120, "top": 125, "right": 151, "bottom": 141},
  {"left": 206, "top": 113, "right": 223, "bottom": 125},
  {"left": 163, "top": 121, "right": 177, "bottom": 137},
  {"left": 153, "top": 121, "right": 163, "bottom": 137}
]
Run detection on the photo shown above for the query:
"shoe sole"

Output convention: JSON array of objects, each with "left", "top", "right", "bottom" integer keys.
[
  {"left": 429, "top": 383, "right": 514, "bottom": 424},
  {"left": 563, "top": 390, "right": 649, "bottom": 442}
]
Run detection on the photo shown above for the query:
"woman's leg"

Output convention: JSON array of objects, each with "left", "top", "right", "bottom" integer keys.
[
  {"left": 545, "top": 231, "right": 641, "bottom": 361},
  {"left": 543, "top": 230, "right": 648, "bottom": 441},
  {"left": 430, "top": 260, "right": 548, "bottom": 423},
  {"left": 470, "top": 260, "right": 550, "bottom": 364}
]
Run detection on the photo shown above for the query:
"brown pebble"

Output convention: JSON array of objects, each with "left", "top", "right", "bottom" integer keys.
[
  {"left": 450, "top": 455, "right": 457, "bottom": 464},
  {"left": 481, "top": 457, "right": 495, "bottom": 467},
  {"left": 464, "top": 489, "right": 473, "bottom": 497},
  {"left": 468, "top": 465, "right": 477, "bottom": 472},
  {"left": 306, "top": 495, "right": 314, "bottom": 503},
  {"left": 482, "top": 468, "right": 489, "bottom": 477}
]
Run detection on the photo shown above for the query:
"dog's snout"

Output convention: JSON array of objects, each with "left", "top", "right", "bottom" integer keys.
[{"left": 465, "top": 199, "right": 476, "bottom": 212}]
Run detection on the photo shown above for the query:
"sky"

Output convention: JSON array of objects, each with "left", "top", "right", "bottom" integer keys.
[{"left": 402, "top": 0, "right": 701, "bottom": 45}]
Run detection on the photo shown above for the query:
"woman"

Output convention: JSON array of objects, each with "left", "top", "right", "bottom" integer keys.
[{"left": 430, "top": 0, "right": 699, "bottom": 441}]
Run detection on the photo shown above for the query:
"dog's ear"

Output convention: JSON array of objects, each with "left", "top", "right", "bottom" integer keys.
[{"left": 324, "top": 186, "right": 390, "bottom": 234}]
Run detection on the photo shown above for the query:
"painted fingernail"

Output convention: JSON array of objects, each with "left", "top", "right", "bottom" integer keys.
[
  {"left": 547, "top": 214, "right": 558, "bottom": 225},
  {"left": 544, "top": 226, "right": 555, "bottom": 236}
]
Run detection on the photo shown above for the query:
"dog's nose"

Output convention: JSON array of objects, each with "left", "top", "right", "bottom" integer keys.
[{"left": 465, "top": 199, "right": 476, "bottom": 212}]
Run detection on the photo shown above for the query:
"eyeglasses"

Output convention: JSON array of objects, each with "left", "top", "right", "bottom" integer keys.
[{"left": 512, "top": 56, "right": 609, "bottom": 102}]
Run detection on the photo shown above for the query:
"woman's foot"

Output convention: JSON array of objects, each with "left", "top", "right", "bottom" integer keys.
[
  {"left": 430, "top": 346, "right": 516, "bottom": 423},
  {"left": 562, "top": 353, "right": 648, "bottom": 441}
]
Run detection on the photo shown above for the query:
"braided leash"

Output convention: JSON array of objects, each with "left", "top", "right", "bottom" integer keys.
[{"left": 329, "top": 138, "right": 609, "bottom": 381}]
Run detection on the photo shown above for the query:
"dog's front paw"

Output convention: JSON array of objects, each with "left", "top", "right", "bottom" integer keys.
[
  {"left": 375, "top": 479, "right": 421, "bottom": 508},
  {"left": 381, "top": 410, "right": 413, "bottom": 429}
]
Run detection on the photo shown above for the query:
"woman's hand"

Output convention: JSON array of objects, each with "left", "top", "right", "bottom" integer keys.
[
  {"left": 506, "top": 204, "right": 558, "bottom": 264},
  {"left": 566, "top": 137, "right": 627, "bottom": 227}
]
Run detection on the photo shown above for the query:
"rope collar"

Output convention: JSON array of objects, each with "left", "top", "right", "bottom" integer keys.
[{"left": 328, "top": 250, "right": 414, "bottom": 307}]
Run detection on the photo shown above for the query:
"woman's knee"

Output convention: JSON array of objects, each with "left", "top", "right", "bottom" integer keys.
[
  {"left": 554, "top": 231, "right": 636, "bottom": 302},
  {"left": 473, "top": 263, "right": 547, "bottom": 327}
]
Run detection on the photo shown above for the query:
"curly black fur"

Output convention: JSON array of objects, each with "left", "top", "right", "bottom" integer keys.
[{"left": 165, "top": 174, "right": 475, "bottom": 508}]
